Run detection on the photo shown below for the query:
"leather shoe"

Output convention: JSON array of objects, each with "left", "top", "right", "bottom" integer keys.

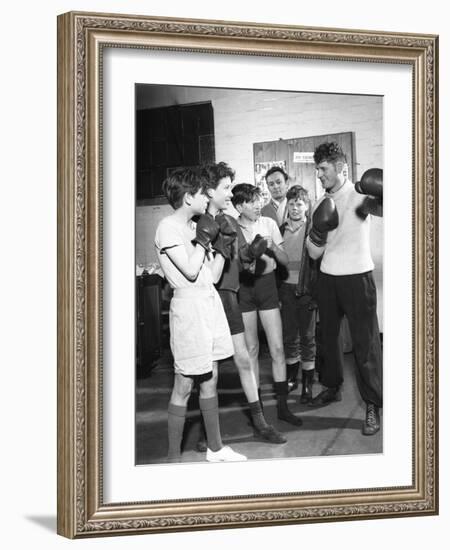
[
  {"left": 362, "top": 403, "right": 380, "bottom": 435},
  {"left": 196, "top": 438, "right": 207, "bottom": 452},
  {"left": 308, "top": 387, "right": 342, "bottom": 407},
  {"left": 300, "top": 369, "right": 315, "bottom": 404},
  {"left": 254, "top": 424, "right": 287, "bottom": 444}
]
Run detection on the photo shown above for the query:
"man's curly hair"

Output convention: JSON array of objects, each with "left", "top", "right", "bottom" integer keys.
[{"left": 313, "top": 142, "right": 347, "bottom": 165}]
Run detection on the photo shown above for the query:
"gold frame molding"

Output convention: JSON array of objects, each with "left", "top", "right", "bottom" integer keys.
[{"left": 57, "top": 11, "right": 439, "bottom": 538}]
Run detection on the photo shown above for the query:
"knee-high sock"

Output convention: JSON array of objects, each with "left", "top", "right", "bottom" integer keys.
[
  {"left": 199, "top": 396, "right": 222, "bottom": 452},
  {"left": 258, "top": 387, "right": 264, "bottom": 411},
  {"left": 167, "top": 403, "right": 187, "bottom": 459},
  {"left": 249, "top": 400, "right": 269, "bottom": 430}
]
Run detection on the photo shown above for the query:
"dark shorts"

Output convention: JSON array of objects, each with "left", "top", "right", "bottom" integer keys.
[
  {"left": 218, "top": 289, "right": 245, "bottom": 336},
  {"left": 181, "top": 371, "right": 213, "bottom": 384},
  {"left": 238, "top": 271, "right": 280, "bottom": 313}
]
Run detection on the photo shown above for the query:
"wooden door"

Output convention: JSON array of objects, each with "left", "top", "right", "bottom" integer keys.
[{"left": 253, "top": 131, "right": 355, "bottom": 201}]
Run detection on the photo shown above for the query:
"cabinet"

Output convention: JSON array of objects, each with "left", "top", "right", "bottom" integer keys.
[{"left": 136, "top": 274, "right": 163, "bottom": 370}]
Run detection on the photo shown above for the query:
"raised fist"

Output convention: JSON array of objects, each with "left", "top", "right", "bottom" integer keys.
[
  {"left": 309, "top": 197, "right": 339, "bottom": 247},
  {"left": 192, "top": 214, "right": 220, "bottom": 251}
]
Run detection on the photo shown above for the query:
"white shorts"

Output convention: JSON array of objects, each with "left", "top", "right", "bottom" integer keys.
[{"left": 169, "top": 286, "right": 234, "bottom": 376}]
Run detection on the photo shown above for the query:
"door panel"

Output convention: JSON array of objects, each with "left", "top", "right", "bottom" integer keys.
[{"left": 254, "top": 132, "right": 355, "bottom": 201}]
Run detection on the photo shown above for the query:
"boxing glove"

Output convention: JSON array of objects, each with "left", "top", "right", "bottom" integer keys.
[
  {"left": 355, "top": 197, "right": 383, "bottom": 220},
  {"left": 215, "top": 213, "right": 238, "bottom": 238},
  {"left": 213, "top": 233, "right": 236, "bottom": 260},
  {"left": 355, "top": 168, "right": 383, "bottom": 199},
  {"left": 239, "top": 234, "right": 268, "bottom": 265},
  {"left": 192, "top": 214, "right": 220, "bottom": 251},
  {"left": 309, "top": 197, "right": 339, "bottom": 247},
  {"left": 248, "top": 234, "right": 268, "bottom": 260}
]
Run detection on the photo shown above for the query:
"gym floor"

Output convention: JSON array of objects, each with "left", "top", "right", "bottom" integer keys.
[{"left": 135, "top": 344, "right": 382, "bottom": 465}]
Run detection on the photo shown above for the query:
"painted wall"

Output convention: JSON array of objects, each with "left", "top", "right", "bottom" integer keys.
[
  {"left": 137, "top": 86, "right": 383, "bottom": 184},
  {"left": 136, "top": 87, "right": 383, "bottom": 324}
]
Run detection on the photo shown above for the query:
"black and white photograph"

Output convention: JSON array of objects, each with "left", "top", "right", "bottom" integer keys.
[
  {"left": 53, "top": 8, "right": 438, "bottom": 541},
  {"left": 134, "top": 83, "right": 384, "bottom": 465}
]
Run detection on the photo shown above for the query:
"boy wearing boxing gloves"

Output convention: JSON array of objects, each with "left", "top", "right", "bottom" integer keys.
[
  {"left": 154, "top": 167, "right": 247, "bottom": 462},
  {"left": 202, "top": 163, "right": 286, "bottom": 444},
  {"left": 232, "top": 183, "right": 303, "bottom": 427},
  {"left": 306, "top": 142, "right": 383, "bottom": 436}
]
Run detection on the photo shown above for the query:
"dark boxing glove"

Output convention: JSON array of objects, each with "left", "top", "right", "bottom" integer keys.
[
  {"left": 192, "top": 214, "right": 220, "bottom": 251},
  {"left": 213, "top": 233, "right": 236, "bottom": 260},
  {"left": 355, "top": 197, "right": 383, "bottom": 220},
  {"left": 355, "top": 168, "right": 383, "bottom": 199},
  {"left": 215, "top": 213, "right": 238, "bottom": 238},
  {"left": 211, "top": 213, "right": 238, "bottom": 260},
  {"left": 309, "top": 197, "right": 339, "bottom": 247},
  {"left": 355, "top": 168, "right": 383, "bottom": 219},
  {"left": 247, "top": 234, "right": 268, "bottom": 260},
  {"left": 238, "top": 234, "right": 268, "bottom": 266}
]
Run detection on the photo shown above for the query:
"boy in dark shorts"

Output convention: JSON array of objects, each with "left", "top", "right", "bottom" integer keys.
[
  {"left": 202, "top": 162, "right": 286, "bottom": 444},
  {"left": 154, "top": 167, "right": 247, "bottom": 462},
  {"left": 232, "top": 183, "right": 303, "bottom": 427}
]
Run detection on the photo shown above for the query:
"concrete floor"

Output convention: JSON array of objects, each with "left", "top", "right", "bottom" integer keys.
[{"left": 136, "top": 345, "right": 382, "bottom": 465}]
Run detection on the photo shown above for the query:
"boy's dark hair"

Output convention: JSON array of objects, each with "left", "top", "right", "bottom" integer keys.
[
  {"left": 231, "top": 183, "right": 261, "bottom": 208},
  {"left": 162, "top": 167, "right": 206, "bottom": 209},
  {"left": 265, "top": 166, "right": 289, "bottom": 182},
  {"left": 286, "top": 185, "right": 311, "bottom": 207},
  {"left": 201, "top": 161, "right": 235, "bottom": 190},
  {"left": 313, "top": 142, "right": 347, "bottom": 165}
]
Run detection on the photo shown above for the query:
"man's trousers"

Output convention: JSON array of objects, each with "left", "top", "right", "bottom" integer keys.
[{"left": 317, "top": 271, "right": 382, "bottom": 407}]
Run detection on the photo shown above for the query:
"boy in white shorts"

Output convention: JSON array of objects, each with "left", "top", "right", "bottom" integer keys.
[{"left": 155, "top": 167, "right": 247, "bottom": 463}]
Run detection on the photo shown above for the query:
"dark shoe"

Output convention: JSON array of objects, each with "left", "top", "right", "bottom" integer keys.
[
  {"left": 277, "top": 408, "right": 303, "bottom": 426},
  {"left": 308, "top": 387, "right": 342, "bottom": 407},
  {"left": 196, "top": 437, "right": 207, "bottom": 452},
  {"left": 274, "top": 381, "right": 303, "bottom": 426},
  {"left": 300, "top": 370, "right": 315, "bottom": 404},
  {"left": 254, "top": 424, "right": 287, "bottom": 444},
  {"left": 362, "top": 403, "right": 380, "bottom": 436},
  {"left": 287, "top": 363, "right": 300, "bottom": 393}
]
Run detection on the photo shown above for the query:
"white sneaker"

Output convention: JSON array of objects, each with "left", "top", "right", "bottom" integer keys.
[{"left": 206, "top": 445, "right": 247, "bottom": 463}]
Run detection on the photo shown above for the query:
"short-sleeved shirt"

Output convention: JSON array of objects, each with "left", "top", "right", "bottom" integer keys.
[
  {"left": 237, "top": 216, "right": 284, "bottom": 276},
  {"left": 154, "top": 214, "right": 233, "bottom": 375},
  {"left": 154, "top": 215, "right": 213, "bottom": 289}
]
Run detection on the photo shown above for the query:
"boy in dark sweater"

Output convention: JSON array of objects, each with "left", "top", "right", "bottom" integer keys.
[{"left": 202, "top": 162, "right": 286, "bottom": 444}]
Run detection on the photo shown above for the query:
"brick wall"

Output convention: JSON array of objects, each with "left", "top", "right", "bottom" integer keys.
[{"left": 136, "top": 86, "right": 383, "bottom": 327}]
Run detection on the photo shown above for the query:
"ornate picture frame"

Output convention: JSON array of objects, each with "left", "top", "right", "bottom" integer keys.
[{"left": 57, "top": 11, "right": 438, "bottom": 538}]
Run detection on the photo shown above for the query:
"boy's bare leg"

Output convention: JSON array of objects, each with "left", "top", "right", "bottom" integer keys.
[
  {"left": 231, "top": 332, "right": 259, "bottom": 402},
  {"left": 241, "top": 311, "right": 260, "bottom": 384},
  {"left": 198, "top": 362, "right": 222, "bottom": 452},
  {"left": 259, "top": 308, "right": 303, "bottom": 427},
  {"left": 258, "top": 308, "right": 286, "bottom": 381},
  {"left": 232, "top": 332, "right": 286, "bottom": 444}
]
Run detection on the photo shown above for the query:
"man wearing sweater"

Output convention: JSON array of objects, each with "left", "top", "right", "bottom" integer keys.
[{"left": 306, "top": 142, "right": 383, "bottom": 436}]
